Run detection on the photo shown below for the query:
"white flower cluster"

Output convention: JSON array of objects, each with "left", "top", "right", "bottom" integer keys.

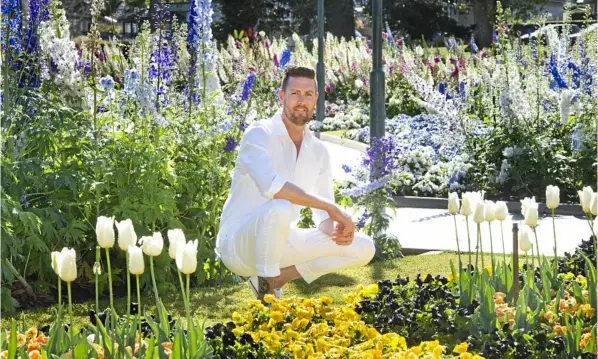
[{"left": 38, "top": 1, "right": 82, "bottom": 94}]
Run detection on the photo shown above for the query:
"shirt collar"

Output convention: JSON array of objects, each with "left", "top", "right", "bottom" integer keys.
[{"left": 271, "top": 109, "right": 313, "bottom": 142}]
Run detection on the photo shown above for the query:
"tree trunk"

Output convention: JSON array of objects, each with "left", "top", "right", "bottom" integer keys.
[
  {"left": 472, "top": 0, "right": 494, "bottom": 48},
  {"left": 325, "top": 0, "right": 355, "bottom": 40}
]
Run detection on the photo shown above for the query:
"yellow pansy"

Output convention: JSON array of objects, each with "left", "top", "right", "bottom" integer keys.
[{"left": 453, "top": 342, "right": 468, "bottom": 353}]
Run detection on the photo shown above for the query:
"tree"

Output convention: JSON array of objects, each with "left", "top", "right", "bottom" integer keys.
[
  {"left": 365, "top": 0, "right": 471, "bottom": 42},
  {"left": 467, "top": 0, "right": 549, "bottom": 47}
]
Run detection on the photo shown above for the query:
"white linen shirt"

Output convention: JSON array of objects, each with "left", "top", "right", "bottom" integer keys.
[{"left": 216, "top": 109, "right": 334, "bottom": 252}]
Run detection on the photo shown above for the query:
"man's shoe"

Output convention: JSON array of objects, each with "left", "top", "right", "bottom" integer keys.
[{"left": 248, "top": 276, "right": 282, "bottom": 301}]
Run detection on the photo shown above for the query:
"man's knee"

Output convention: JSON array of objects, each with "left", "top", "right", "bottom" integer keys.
[
  {"left": 266, "top": 199, "right": 294, "bottom": 223},
  {"left": 353, "top": 233, "right": 376, "bottom": 265}
]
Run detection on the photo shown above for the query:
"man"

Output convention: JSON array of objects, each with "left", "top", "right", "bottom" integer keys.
[{"left": 216, "top": 66, "right": 375, "bottom": 301}]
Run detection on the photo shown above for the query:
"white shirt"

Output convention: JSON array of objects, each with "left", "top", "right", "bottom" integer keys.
[{"left": 216, "top": 109, "right": 334, "bottom": 251}]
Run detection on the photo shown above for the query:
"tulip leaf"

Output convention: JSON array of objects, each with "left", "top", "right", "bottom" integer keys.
[
  {"left": 8, "top": 320, "right": 17, "bottom": 359},
  {"left": 95, "top": 314, "right": 114, "bottom": 357},
  {"left": 74, "top": 335, "right": 90, "bottom": 359},
  {"left": 171, "top": 330, "right": 182, "bottom": 359}
]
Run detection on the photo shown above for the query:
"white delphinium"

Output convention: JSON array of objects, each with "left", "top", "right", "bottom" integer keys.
[{"left": 38, "top": 0, "right": 82, "bottom": 94}]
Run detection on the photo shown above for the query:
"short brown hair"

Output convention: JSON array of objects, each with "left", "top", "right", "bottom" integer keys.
[{"left": 281, "top": 66, "right": 317, "bottom": 91}]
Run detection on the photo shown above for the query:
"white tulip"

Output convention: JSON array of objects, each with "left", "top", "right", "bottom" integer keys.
[
  {"left": 96, "top": 216, "right": 115, "bottom": 249},
  {"left": 58, "top": 247, "right": 77, "bottom": 282},
  {"left": 461, "top": 191, "right": 482, "bottom": 216},
  {"left": 415, "top": 46, "right": 424, "bottom": 56},
  {"left": 520, "top": 197, "right": 536, "bottom": 217},
  {"left": 116, "top": 219, "right": 137, "bottom": 251},
  {"left": 51, "top": 251, "right": 60, "bottom": 276},
  {"left": 139, "top": 232, "right": 164, "bottom": 257},
  {"left": 518, "top": 226, "right": 533, "bottom": 252},
  {"left": 127, "top": 245, "right": 145, "bottom": 275},
  {"left": 545, "top": 185, "right": 560, "bottom": 210},
  {"left": 176, "top": 239, "right": 199, "bottom": 274},
  {"left": 590, "top": 193, "right": 598, "bottom": 216},
  {"left": 495, "top": 201, "right": 508, "bottom": 221},
  {"left": 473, "top": 201, "right": 485, "bottom": 224},
  {"left": 448, "top": 192, "right": 460, "bottom": 215},
  {"left": 484, "top": 200, "right": 496, "bottom": 222},
  {"left": 578, "top": 186, "right": 593, "bottom": 213},
  {"left": 168, "top": 229, "right": 187, "bottom": 260},
  {"left": 354, "top": 79, "right": 364, "bottom": 88},
  {"left": 525, "top": 203, "right": 539, "bottom": 227}
]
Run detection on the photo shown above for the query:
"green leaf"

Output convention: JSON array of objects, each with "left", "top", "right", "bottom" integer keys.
[
  {"left": 8, "top": 319, "right": 17, "bottom": 359},
  {"left": 171, "top": 330, "right": 182, "bottom": 359},
  {"left": 74, "top": 335, "right": 91, "bottom": 358}
]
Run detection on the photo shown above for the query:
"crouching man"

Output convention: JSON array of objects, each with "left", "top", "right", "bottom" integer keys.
[{"left": 216, "top": 66, "right": 375, "bottom": 302}]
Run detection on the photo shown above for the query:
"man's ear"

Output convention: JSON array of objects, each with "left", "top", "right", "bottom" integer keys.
[{"left": 278, "top": 88, "right": 285, "bottom": 103}]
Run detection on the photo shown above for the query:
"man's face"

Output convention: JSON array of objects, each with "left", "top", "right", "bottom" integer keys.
[{"left": 279, "top": 76, "right": 318, "bottom": 126}]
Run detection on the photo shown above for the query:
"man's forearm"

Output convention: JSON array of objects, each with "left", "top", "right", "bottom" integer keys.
[{"left": 273, "top": 182, "right": 335, "bottom": 212}]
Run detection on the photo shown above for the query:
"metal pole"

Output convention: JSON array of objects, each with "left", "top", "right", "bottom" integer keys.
[
  {"left": 370, "top": 0, "right": 385, "bottom": 146},
  {"left": 512, "top": 223, "right": 519, "bottom": 304},
  {"left": 316, "top": 0, "right": 325, "bottom": 139}
]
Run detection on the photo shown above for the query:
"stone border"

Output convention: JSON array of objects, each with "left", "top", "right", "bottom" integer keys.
[
  {"left": 317, "top": 133, "right": 367, "bottom": 153},
  {"left": 318, "top": 132, "right": 585, "bottom": 217}
]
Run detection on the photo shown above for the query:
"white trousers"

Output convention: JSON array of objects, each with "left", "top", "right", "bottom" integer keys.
[{"left": 219, "top": 199, "right": 376, "bottom": 284}]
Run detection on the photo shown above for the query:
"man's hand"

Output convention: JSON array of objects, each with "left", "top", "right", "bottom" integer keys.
[{"left": 326, "top": 206, "right": 355, "bottom": 246}]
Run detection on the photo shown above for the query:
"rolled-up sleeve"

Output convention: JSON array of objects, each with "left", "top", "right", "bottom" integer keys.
[
  {"left": 312, "top": 146, "right": 334, "bottom": 226},
  {"left": 237, "top": 125, "right": 287, "bottom": 199}
]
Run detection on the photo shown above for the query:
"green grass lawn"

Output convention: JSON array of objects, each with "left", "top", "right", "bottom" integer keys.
[{"left": 1, "top": 252, "right": 525, "bottom": 331}]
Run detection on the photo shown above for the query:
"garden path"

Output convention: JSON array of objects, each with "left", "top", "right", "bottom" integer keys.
[{"left": 323, "top": 141, "right": 591, "bottom": 257}]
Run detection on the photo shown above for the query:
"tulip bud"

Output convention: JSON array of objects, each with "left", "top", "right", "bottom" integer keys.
[
  {"left": 58, "top": 247, "right": 77, "bottom": 282},
  {"left": 590, "top": 193, "right": 598, "bottom": 216},
  {"left": 473, "top": 201, "right": 485, "bottom": 224},
  {"left": 545, "top": 185, "right": 560, "bottom": 210},
  {"left": 127, "top": 245, "right": 144, "bottom": 275},
  {"left": 495, "top": 201, "right": 508, "bottom": 221},
  {"left": 578, "top": 186, "right": 593, "bottom": 213},
  {"left": 525, "top": 203, "right": 539, "bottom": 227},
  {"left": 116, "top": 219, "right": 137, "bottom": 251},
  {"left": 96, "top": 216, "right": 115, "bottom": 249},
  {"left": 51, "top": 251, "right": 60, "bottom": 276},
  {"left": 139, "top": 232, "right": 164, "bottom": 257},
  {"left": 484, "top": 200, "right": 496, "bottom": 222},
  {"left": 176, "top": 239, "right": 199, "bottom": 274},
  {"left": 520, "top": 197, "right": 536, "bottom": 217},
  {"left": 448, "top": 192, "right": 460, "bottom": 215},
  {"left": 518, "top": 226, "right": 533, "bottom": 252},
  {"left": 167, "top": 229, "right": 187, "bottom": 260}
]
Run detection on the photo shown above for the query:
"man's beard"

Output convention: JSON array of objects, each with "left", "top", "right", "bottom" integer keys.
[{"left": 284, "top": 105, "right": 313, "bottom": 126}]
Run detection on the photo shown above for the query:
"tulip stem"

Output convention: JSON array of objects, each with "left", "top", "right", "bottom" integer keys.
[
  {"left": 136, "top": 274, "right": 142, "bottom": 342},
  {"left": 465, "top": 217, "right": 472, "bottom": 267},
  {"left": 453, "top": 215, "right": 462, "bottom": 271},
  {"left": 149, "top": 256, "right": 161, "bottom": 323},
  {"left": 178, "top": 270, "right": 189, "bottom": 320},
  {"left": 67, "top": 281, "right": 73, "bottom": 340},
  {"left": 551, "top": 209, "right": 557, "bottom": 266},
  {"left": 58, "top": 276, "right": 62, "bottom": 308},
  {"left": 105, "top": 248, "right": 116, "bottom": 329},
  {"left": 532, "top": 227, "right": 540, "bottom": 268},
  {"left": 488, "top": 222, "right": 495, "bottom": 272},
  {"left": 477, "top": 224, "right": 484, "bottom": 270},
  {"left": 186, "top": 273, "right": 193, "bottom": 332},
  {"left": 500, "top": 221, "right": 506, "bottom": 265},
  {"left": 126, "top": 251, "right": 131, "bottom": 317},
  {"left": 95, "top": 246, "right": 100, "bottom": 313}
]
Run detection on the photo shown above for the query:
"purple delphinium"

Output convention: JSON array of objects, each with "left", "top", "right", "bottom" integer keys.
[
  {"left": 356, "top": 210, "right": 368, "bottom": 229},
  {"left": 362, "top": 136, "right": 400, "bottom": 178},
  {"left": 342, "top": 164, "right": 352, "bottom": 173},
  {"left": 241, "top": 72, "right": 256, "bottom": 102},
  {"left": 19, "top": 0, "right": 50, "bottom": 88},
  {"left": 224, "top": 136, "right": 238, "bottom": 152}
]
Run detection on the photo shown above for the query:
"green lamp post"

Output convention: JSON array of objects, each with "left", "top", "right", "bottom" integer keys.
[
  {"left": 316, "top": 0, "right": 325, "bottom": 138},
  {"left": 370, "top": 0, "right": 385, "bottom": 145}
]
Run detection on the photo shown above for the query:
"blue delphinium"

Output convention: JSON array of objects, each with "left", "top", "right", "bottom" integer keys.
[
  {"left": 279, "top": 48, "right": 291, "bottom": 69},
  {"left": 342, "top": 164, "right": 352, "bottom": 173},
  {"left": 241, "top": 72, "right": 256, "bottom": 102},
  {"left": 224, "top": 136, "right": 237, "bottom": 152},
  {"left": 100, "top": 75, "right": 115, "bottom": 91},
  {"left": 549, "top": 55, "right": 568, "bottom": 90},
  {"left": 2, "top": 0, "right": 22, "bottom": 54}
]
